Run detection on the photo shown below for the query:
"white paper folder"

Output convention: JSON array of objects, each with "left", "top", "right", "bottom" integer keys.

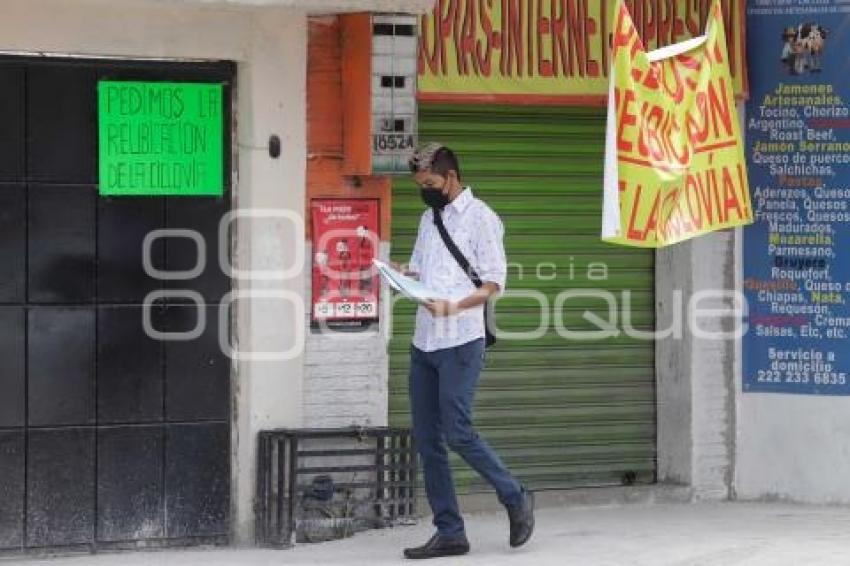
[{"left": 372, "top": 259, "right": 448, "bottom": 303}]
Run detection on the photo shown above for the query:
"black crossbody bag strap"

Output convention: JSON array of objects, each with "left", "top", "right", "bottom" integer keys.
[{"left": 433, "top": 209, "right": 496, "bottom": 347}]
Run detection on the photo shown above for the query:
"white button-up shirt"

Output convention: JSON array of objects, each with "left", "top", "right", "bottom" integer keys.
[{"left": 408, "top": 187, "right": 507, "bottom": 352}]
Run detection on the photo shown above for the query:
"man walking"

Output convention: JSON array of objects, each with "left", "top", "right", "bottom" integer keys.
[{"left": 400, "top": 143, "right": 534, "bottom": 559}]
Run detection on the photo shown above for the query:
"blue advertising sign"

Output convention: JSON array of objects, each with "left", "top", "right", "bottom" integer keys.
[{"left": 744, "top": 1, "right": 850, "bottom": 394}]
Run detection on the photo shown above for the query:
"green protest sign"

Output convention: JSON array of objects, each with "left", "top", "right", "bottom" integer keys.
[{"left": 98, "top": 81, "right": 224, "bottom": 196}]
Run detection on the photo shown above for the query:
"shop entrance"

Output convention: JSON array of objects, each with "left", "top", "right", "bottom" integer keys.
[
  {"left": 0, "top": 57, "right": 233, "bottom": 553},
  {"left": 390, "top": 104, "right": 657, "bottom": 493}
]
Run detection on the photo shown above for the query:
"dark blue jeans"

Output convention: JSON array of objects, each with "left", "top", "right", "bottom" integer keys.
[{"left": 409, "top": 338, "right": 523, "bottom": 538}]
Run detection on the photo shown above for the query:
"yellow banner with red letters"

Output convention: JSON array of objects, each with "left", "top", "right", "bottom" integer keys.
[
  {"left": 416, "top": 0, "right": 747, "bottom": 104},
  {"left": 600, "top": 0, "right": 752, "bottom": 247}
]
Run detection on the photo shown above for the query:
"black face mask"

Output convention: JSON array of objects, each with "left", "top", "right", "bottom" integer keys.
[{"left": 420, "top": 187, "right": 450, "bottom": 209}]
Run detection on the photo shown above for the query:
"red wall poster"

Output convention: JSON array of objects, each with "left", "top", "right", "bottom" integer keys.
[{"left": 310, "top": 199, "right": 380, "bottom": 327}]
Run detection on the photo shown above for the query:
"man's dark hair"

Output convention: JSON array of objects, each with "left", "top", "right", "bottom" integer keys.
[
  {"left": 430, "top": 147, "right": 462, "bottom": 180},
  {"left": 409, "top": 142, "right": 462, "bottom": 180}
]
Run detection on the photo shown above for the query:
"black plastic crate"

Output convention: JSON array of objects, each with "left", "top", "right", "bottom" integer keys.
[{"left": 255, "top": 427, "right": 418, "bottom": 548}]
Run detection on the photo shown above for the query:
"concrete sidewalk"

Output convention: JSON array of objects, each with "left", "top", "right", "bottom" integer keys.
[{"left": 9, "top": 502, "right": 850, "bottom": 566}]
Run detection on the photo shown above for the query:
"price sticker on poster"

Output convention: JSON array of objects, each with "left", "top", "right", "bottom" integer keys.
[{"left": 311, "top": 199, "right": 380, "bottom": 329}]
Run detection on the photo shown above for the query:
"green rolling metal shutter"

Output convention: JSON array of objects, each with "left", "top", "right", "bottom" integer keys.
[{"left": 389, "top": 104, "right": 656, "bottom": 492}]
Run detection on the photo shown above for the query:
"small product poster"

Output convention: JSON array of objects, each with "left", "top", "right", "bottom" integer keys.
[
  {"left": 311, "top": 199, "right": 380, "bottom": 328},
  {"left": 744, "top": 0, "right": 850, "bottom": 394}
]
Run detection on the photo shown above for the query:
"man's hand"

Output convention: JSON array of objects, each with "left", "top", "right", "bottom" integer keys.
[
  {"left": 389, "top": 261, "right": 419, "bottom": 279},
  {"left": 424, "top": 282, "right": 500, "bottom": 318},
  {"left": 423, "top": 299, "right": 460, "bottom": 317}
]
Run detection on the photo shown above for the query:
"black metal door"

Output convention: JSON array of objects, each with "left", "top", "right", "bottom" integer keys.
[{"left": 0, "top": 56, "right": 233, "bottom": 553}]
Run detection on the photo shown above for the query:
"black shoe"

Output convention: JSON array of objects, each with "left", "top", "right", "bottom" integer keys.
[
  {"left": 507, "top": 487, "right": 535, "bottom": 548},
  {"left": 403, "top": 533, "right": 470, "bottom": 559}
]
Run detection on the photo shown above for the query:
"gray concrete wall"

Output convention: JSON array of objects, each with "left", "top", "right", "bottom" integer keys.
[
  {"left": 735, "top": 393, "right": 850, "bottom": 504},
  {"left": 657, "top": 230, "right": 738, "bottom": 500}
]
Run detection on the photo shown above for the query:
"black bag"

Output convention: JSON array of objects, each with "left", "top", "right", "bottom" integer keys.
[{"left": 433, "top": 209, "right": 497, "bottom": 348}]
